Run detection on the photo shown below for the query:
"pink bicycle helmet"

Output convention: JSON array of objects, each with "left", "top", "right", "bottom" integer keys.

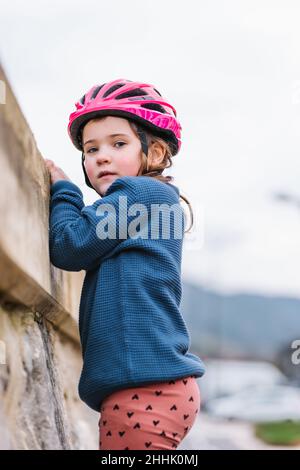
[{"left": 68, "top": 78, "right": 182, "bottom": 188}]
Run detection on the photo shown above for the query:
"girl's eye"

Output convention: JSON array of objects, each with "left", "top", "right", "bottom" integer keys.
[
  {"left": 86, "top": 142, "right": 126, "bottom": 153},
  {"left": 114, "top": 141, "right": 126, "bottom": 148}
]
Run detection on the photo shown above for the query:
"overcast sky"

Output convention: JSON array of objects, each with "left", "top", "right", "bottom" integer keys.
[{"left": 1, "top": 0, "right": 300, "bottom": 298}]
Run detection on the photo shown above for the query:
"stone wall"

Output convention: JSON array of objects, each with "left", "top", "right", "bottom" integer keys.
[{"left": 0, "top": 65, "right": 98, "bottom": 449}]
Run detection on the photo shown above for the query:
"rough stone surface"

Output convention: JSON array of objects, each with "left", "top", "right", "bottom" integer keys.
[{"left": 0, "top": 301, "right": 98, "bottom": 449}]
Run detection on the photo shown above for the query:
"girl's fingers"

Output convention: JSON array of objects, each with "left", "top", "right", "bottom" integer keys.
[
  {"left": 45, "top": 159, "right": 56, "bottom": 166},
  {"left": 44, "top": 159, "right": 70, "bottom": 183},
  {"left": 45, "top": 160, "right": 54, "bottom": 170}
]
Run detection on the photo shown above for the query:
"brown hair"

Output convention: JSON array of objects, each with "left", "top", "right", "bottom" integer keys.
[{"left": 128, "top": 120, "right": 194, "bottom": 234}]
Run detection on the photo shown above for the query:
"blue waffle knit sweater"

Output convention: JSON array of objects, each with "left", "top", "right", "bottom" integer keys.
[{"left": 49, "top": 175, "right": 205, "bottom": 411}]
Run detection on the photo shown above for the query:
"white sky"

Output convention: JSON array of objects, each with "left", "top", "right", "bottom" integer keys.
[{"left": 1, "top": 0, "right": 300, "bottom": 297}]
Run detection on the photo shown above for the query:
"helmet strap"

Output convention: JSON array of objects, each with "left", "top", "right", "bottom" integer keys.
[
  {"left": 135, "top": 126, "right": 148, "bottom": 157},
  {"left": 81, "top": 152, "right": 94, "bottom": 189}
]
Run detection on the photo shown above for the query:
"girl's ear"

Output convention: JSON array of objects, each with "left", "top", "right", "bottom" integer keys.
[{"left": 150, "top": 142, "right": 165, "bottom": 166}]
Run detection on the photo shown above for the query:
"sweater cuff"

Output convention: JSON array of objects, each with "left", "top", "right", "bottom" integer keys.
[{"left": 50, "top": 180, "right": 83, "bottom": 197}]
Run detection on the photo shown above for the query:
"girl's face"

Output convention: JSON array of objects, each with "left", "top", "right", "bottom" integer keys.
[{"left": 82, "top": 116, "right": 143, "bottom": 196}]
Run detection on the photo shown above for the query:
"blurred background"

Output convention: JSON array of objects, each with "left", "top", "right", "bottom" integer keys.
[{"left": 1, "top": 0, "right": 300, "bottom": 449}]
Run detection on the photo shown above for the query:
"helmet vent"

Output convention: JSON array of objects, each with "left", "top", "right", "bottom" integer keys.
[
  {"left": 91, "top": 84, "right": 105, "bottom": 100},
  {"left": 103, "top": 83, "right": 125, "bottom": 98},
  {"left": 116, "top": 88, "right": 148, "bottom": 100},
  {"left": 141, "top": 103, "right": 166, "bottom": 114}
]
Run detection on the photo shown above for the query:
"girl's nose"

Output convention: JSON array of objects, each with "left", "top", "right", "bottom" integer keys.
[{"left": 96, "top": 151, "right": 112, "bottom": 164}]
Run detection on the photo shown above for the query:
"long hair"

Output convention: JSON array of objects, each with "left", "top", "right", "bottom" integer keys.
[{"left": 128, "top": 121, "right": 194, "bottom": 234}]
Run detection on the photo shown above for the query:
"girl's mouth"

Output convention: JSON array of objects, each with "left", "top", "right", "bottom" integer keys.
[{"left": 98, "top": 172, "right": 116, "bottom": 179}]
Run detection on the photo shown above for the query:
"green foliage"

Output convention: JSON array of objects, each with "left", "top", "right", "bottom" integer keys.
[{"left": 255, "top": 420, "right": 300, "bottom": 446}]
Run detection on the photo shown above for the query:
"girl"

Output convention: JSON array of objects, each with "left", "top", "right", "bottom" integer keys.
[{"left": 45, "top": 78, "right": 205, "bottom": 450}]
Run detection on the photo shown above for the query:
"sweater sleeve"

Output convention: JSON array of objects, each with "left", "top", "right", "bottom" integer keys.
[{"left": 48, "top": 177, "right": 136, "bottom": 272}]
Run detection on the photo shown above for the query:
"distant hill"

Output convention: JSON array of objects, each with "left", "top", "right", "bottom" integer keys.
[{"left": 181, "top": 282, "right": 300, "bottom": 362}]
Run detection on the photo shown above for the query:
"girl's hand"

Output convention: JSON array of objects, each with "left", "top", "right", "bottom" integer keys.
[{"left": 44, "top": 159, "right": 72, "bottom": 185}]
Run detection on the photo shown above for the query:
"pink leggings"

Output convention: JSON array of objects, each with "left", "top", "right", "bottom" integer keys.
[{"left": 98, "top": 375, "right": 200, "bottom": 450}]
